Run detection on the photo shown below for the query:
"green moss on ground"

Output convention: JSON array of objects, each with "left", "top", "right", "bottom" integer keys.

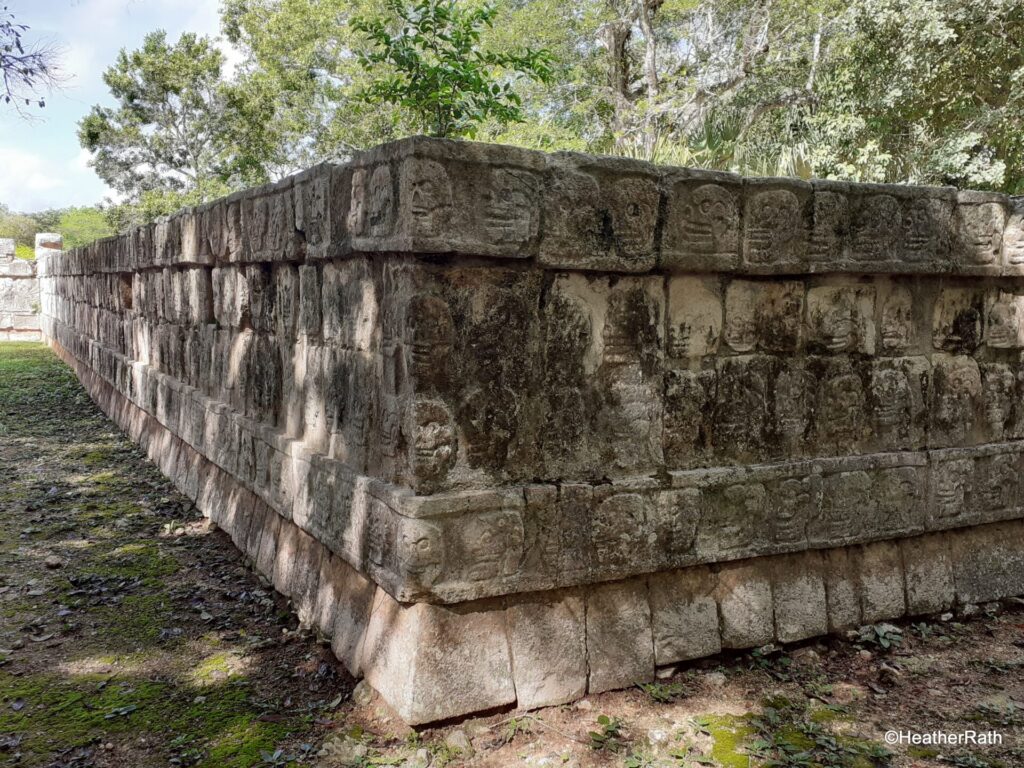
[{"left": 0, "top": 669, "right": 300, "bottom": 768}]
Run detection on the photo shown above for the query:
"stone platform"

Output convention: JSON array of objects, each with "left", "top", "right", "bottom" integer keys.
[
  {"left": 38, "top": 137, "right": 1024, "bottom": 723},
  {"left": 0, "top": 237, "right": 43, "bottom": 340}
]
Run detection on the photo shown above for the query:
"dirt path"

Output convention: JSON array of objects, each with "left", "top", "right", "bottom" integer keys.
[{"left": 2, "top": 342, "right": 1024, "bottom": 768}]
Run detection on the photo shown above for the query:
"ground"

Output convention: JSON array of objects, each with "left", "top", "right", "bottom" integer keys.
[{"left": 0, "top": 342, "right": 1022, "bottom": 768}]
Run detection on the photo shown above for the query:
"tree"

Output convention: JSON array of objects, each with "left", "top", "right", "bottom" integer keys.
[
  {"left": 53, "top": 206, "right": 115, "bottom": 249},
  {"left": 77, "top": 31, "right": 232, "bottom": 218},
  {"left": 221, "top": 0, "right": 410, "bottom": 181},
  {"left": 806, "top": 0, "right": 1024, "bottom": 191},
  {"left": 1, "top": 5, "right": 60, "bottom": 113},
  {"left": 351, "top": 0, "right": 553, "bottom": 138}
]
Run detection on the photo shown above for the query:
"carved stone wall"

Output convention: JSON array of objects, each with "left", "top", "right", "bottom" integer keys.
[
  {"left": 0, "top": 236, "right": 43, "bottom": 340},
  {"left": 37, "top": 138, "right": 1024, "bottom": 723}
]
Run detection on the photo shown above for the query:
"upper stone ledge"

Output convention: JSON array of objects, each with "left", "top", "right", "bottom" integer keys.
[{"left": 42, "top": 136, "right": 1024, "bottom": 278}]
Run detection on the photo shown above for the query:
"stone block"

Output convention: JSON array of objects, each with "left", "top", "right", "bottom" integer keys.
[
  {"left": 901, "top": 534, "right": 954, "bottom": 614},
  {"left": 821, "top": 548, "right": 861, "bottom": 631},
  {"left": 772, "top": 553, "right": 828, "bottom": 643},
  {"left": 667, "top": 275, "right": 722, "bottom": 359},
  {"left": 859, "top": 541, "right": 906, "bottom": 622},
  {"left": 585, "top": 579, "right": 655, "bottom": 693},
  {"left": 951, "top": 521, "right": 1024, "bottom": 604},
  {"left": 661, "top": 168, "right": 742, "bottom": 271},
  {"left": 648, "top": 566, "right": 721, "bottom": 665},
  {"left": 742, "top": 177, "right": 812, "bottom": 270},
  {"left": 360, "top": 592, "right": 516, "bottom": 725},
  {"left": 506, "top": 589, "right": 587, "bottom": 709},
  {"left": 540, "top": 154, "right": 660, "bottom": 272},
  {"left": 328, "top": 561, "right": 377, "bottom": 676},
  {"left": 954, "top": 190, "right": 1005, "bottom": 272},
  {"left": 715, "top": 560, "right": 773, "bottom": 649}
]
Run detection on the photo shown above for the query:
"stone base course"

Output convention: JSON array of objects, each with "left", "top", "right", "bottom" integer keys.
[{"left": 46, "top": 334, "right": 1024, "bottom": 724}]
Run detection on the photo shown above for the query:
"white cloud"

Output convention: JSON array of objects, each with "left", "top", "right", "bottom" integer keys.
[{"left": 0, "top": 145, "right": 113, "bottom": 211}]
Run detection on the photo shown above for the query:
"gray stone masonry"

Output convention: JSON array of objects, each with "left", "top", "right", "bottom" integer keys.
[
  {"left": 0, "top": 236, "right": 44, "bottom": 340},
  {"left": 37, "top": 137, "right": 1024, "bottom": 723}
]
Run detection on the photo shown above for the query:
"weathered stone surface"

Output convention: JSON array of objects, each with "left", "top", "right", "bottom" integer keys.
[
  {"left": 951, "top": 521, "right": 1024, "bottom": 604},
  {"left": 772, "top": 553, "right": 828, "bottom": 643},
  {"left": 901, "top": 534, "right": 954, "bottom": 614},
  {"left": 507, "top": 590, "right": 587, "bottom": 709},
  {"left": 715, "top": 561, "right": 773, "bottom": 649},
  {"left": 586, "top": 579, "right": 655, "bottom": 693},
  {"left": 859, "top": 542, "right": 906, "bottom": 623},
  {"left": 360, "top": 593, "right": 516, "bottom": 725},
  {"left": 822, "top": 548, "right": 862, "bottom": 632},
  {"left": 648, "top": 567, "right": 721, "bottom": 665}
]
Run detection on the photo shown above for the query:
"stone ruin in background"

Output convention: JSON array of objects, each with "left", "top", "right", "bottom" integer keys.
[
  {"left": 0, "top": 234, "right": 53, "bottom": 341},
  {"left": 33, "top": 137, "right": 1024, "bottom": 723}
]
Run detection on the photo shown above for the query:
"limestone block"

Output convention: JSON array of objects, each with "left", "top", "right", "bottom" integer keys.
[
  {"left": 951, "top": 521, "right": 1024, "bottom": 604},
  {"left": 772, "top": 553, "right": 828, "bottom": 643},
  {"left": 273, "top": 264, "right": 299, "bottom": 340},
  {"left": 360, "top": 592, "right": 516, "bottom": 725},
  {"left": 1001, "top": 196, "right": 1024, "bottom": 273},
  {"left": 983, "top": 290, "right": 1024, "bottom": 349},
  {"left": 507, "top": 590, "right": 587, "bottom": 709},
  {"left": 712, "top": 355, "right": 772, "bottom": 460},
  {"left": 667, "top": 275, "right": 722, "bottom": 360},
  {"left": 348, "top": 139, "right": 546, "bottom": 260},
  {"left": 929, "top": 355, "right": 982, "bottom": 447},
  {"left": 327, "top": 559, "right": 377, "bottom": 676},
  {"left": 955, "top": 190, "right": 1005, "bottom": 272},
  {"left": 867, "top": 357, "right": 929, "bottom": 450},
  {"left": 255, "top": 510, "right": 281, "bottom": 578},
  {"left": 662, "top": 169, "right": 742, "bottom": 271},
  {"left": 743, "top": 178, "right": 812, "bottom": 270},
  {"left": 808, "top": 357, "right": 870, "bottom": 457},
  {"left": 321, "top": 259, "right": 376, "bottom": 350},
  {"left": 663, "top": 366, "right": 715, "bottom": 466},
  {"left": 723, "top": 279, "right": 804, "bottom": 354},
  {"left": 585, "top": 579, "right": 655, "bottom": 693},
  {"left": 805, "top": 284, "right": 876, "bottom": 354},
  {"left": 245, "top": 264, "right": 274, "bottom": 333},
  {"left": 540, "top": 154, "right": 660, "bottom": 272},
  {"left": 859, "top": 541, "right": 906, "bottom": 622},
  {"left": 243, "top": 498, "right": 271, "bottom": 562},
  {"left": 297, "top": 264, "right": 322, "bottom": 338},
  {"left": 933, "top": 288, "right": 985, "bottom": 353},
  {"left": 715, "top": 560, "right": 773, "bottom": 649},
  {"left": 822, "top": 548, "right": 862, "bottom": 631},
  {"left": 294, "top": 166, "right": 333, "bottom": 259},
  {"left": 648, "top": 566, "right": 721, "bottom": 665},
  {"left": 901, "top": 534, "right": 954, "bottom": 615}
]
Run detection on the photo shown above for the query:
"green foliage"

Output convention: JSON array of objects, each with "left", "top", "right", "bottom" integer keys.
[
  {"left": 351, "top": 0, "right": 553, "bottom": 138},
  {"left": 77, "top": 30, "right": 231, "bottom": 225},
  {"left": 638, "top": 680, "right": 689, "bottom": 704},
  {"left": 55, "top": 207, "right": 115, "bottom": 249},
  {"left": 588, "top": 714, "right": 627, "bottom": 753},
  {"left": 0, "top": 204, "right": 38, "bottom": 249},
  {"left": 855, "top": 623, "right": 903, "bottom": 652},
  {"left": 0, "top": 204, "right": 113, "bottom": 253}
]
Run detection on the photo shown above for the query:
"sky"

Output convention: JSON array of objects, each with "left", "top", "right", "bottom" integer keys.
[{"left": 0, "top": 0, "right": 238, "bottom": 212}]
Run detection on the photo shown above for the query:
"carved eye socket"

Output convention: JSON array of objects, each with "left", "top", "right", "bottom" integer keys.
[{"left": 416, "top": 537, "right": 432, "bottom": 552}]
